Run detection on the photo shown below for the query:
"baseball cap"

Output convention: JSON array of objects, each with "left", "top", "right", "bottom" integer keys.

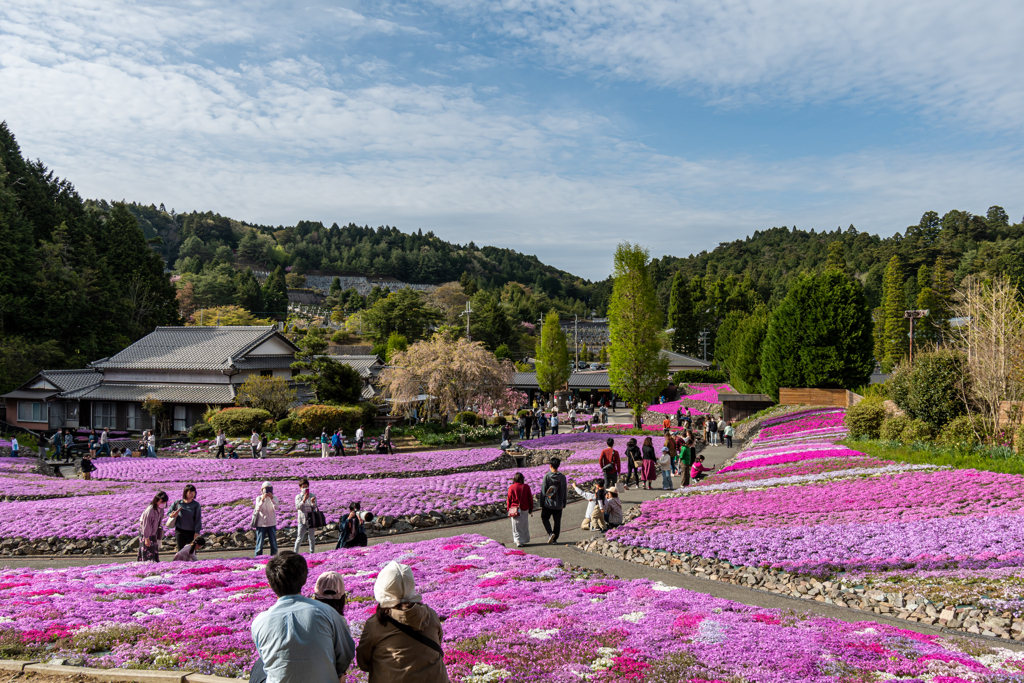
[{"left": 314, "top": 571, "right": 346, "bottom": 599}]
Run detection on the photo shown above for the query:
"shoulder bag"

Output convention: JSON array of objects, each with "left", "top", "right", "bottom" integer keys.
[
  {"left": 381, "top": 612, "right": 444, "bottom": 657},
  {"left": 311, "top": 504, "right": 327, "bottom": 529},
  {"left": 507, "top": 504, "right": 520, "bottom": 518}
]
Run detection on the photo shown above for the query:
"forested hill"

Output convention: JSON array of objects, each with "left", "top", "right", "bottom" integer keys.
[
  {"left": 120, "top": 203, "right": 591, "bottom": 296},
  {"left": 650, "top": 211, "right": 1024, "bottom": 312}
]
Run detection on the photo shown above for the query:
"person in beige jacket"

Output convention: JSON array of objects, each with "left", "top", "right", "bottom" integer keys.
[
  {"left": 356, "top": 561, "right": 449, "bottom": 683},
  {"left": 253, "top": 482, "right": 278, "bottom": 557}
]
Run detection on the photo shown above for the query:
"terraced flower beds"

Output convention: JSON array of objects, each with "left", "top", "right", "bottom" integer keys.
[
  {"left": 600, "top": 408, "right": 1024, "bottom": 640},
  {"left": 1, "top": 533, "right": 1021, "bottom": 681}
]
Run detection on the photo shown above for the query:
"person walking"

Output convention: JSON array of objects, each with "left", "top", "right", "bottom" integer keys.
[
  {"left": 382, "top": 424, "right": 394, "bottom": 455},
  {"left": 598, "top": 438, "right": 620, "bottom": 490},
  {"left": 63, "top": 430, "right": 74, "bottom": 462},
  {"left": 320, "top": 429, "right": 330, "bottom": 458},
  {"left": 680, "top": 429, "right": 695, "bottom": 487},
  {"left": 147, "top": 430, "right": 157, "bottom": 458},
  {"left": 294, "top": 478, "right": 317, "bottom": 554},
  {"left": 623, "top": 437, "right": 641, "bottom": 489},
  {"left": 355, "top": 426, "right": 365, "bottom": 454},
  {"left": 254, "top": 482, "right": 279, "bottom": 556},
  {"left": 724, "top": 421, "right": 734, "bottom": 448},
  {"left": 568, "top": 407, "right": 576, "bottom": 428},
  {"left": 516, "top": 414, "right": 526, "bottom": 440},
  {"left": 506, "top": 472, "right": 533, "bottom": 547},
  {"left": 539, "top": 457, "right": 568, "bottom": 544},
  {"left": 252, "top": 552, "right": 355, "bottom": 683},
  {"left": 251, "top": 429, "right": 262, "bottom": 459},
  {"left": 538, "top": 413, "right": 547, "bottom": 438},
  {"left": 356, "top": 561, "right": 449, "bottom": 683},
  {"left": 550, "top": 413, "right": 559, "bottom": 435},
  {"left": 640, "top": 436, "right": 658, "bottom": 490},
  {"left": 10, "top": 435, "right": 18, "bottom": 458},
  {"left": 167, "top": 484, "right": 202, "bottom": 551},
  {"left": 665, "top": 434, "right": 679, "bottom": 475},
  {"left": 138, "top": 491, "right": 169, "bottom": 562},
  {"left": 215, "top": 430, "right": 227, "bottom": 459},
  {"left": 675, "top": 405, "right": 683, "bottom": 428},
  {"left": 531, "top": 414, "right": 540, "bottom": 440},
  {"left": 99, "top": 428, "right": 110, "bottom": 457},
  {"left": 331, "top": 430, "right": 342, "bottom": 458}
]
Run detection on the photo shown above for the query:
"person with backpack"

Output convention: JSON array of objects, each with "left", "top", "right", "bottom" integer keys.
[
  {"left": 356, "top": 561, "right": 449, "bottom": 683},
  {"left": 623, "top": 437, "right": 641, "bottom": 490},
  {"left": 598, "top": 438, "right": 620, "bottom": 490},
  {"left": 540, "top": 457, "right": 568, "bottom": 544}
]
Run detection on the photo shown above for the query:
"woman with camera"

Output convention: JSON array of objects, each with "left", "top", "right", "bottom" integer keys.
[{"left": 253, "top": 482, "right": 279, "bottom": 556}]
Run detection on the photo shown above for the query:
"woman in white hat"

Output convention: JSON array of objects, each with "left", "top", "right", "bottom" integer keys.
[
  {"left": 356, "top": 561, "right": 449, "bottom": 682},
  {"left": 253, "top": 482, "right": 278, "bottom": 557}
]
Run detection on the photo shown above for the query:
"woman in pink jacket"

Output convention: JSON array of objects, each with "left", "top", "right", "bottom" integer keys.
[{"left": 138, "top": 491, "right": 169, "bottom": 562}]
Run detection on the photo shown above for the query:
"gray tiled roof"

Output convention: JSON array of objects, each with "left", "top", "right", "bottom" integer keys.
[
  {"left": 326, "top": 355, "right": 384, "bottom": 378},
  {"left": 91, "top": 326, "right": 284, "bottom": 371},
  {"left": 660, "top": 349, "right": 711, "bottom": 367},
  {"left": 39, "top": 369, "right": 102, "bottom": 393},
  {"left": 65, "top": 383, "right": 236, "bottom": 404},
  {"left": 568, "top": 372, "right": 611, "bottom": 389},
  {"left": 512, "top": 372, "right": 538, "bottom": 388}
]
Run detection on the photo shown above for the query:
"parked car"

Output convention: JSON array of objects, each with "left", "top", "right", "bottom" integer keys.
[
  {"left": 589, "top": 363, "right": 603, "bottom": 370},
  {"left": 576, "top": 361, "right": 588, "bottom": 369}
]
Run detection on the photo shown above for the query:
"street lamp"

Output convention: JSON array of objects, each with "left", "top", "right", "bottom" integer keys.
[{"left": 903, "top": 309, "right": 929, "bottom": 364}]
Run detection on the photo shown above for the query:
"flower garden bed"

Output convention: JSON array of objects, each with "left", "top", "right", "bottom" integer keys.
[
  {"left": 1, "top": 534, "right": 1020, "bottom": 681},
  {"left": 595, "top": 409, "right": 1024, "bottom": 641}
]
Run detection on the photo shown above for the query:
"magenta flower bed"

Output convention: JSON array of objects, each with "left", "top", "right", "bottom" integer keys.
[
  {"left": 718, "top": 444, "right": 864, "bottom": 473},
  {"left": 0, "top": 534, "right": 1018, "bottom": 680},
  {"left": 93, "top": 449, "right": 506, "bottom": 483},
  {"left": 755, "top": 412, "right": 846, "bottom": 440},
  {"left": 705, "top": 456, "right": 897, "bottom": 484}
]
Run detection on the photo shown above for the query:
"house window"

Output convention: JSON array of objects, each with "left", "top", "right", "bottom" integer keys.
[
  {"left": 94, "top": 402, "right": 116, "bottom": 429},
  {"left": 173, "top": 405, "right": 187, "bottom": 432},
  {"left": 260, "top": 370, "right": 273, "bottom": 377},
  {"left": 17, "top": 401, "right": 47, "bottom": 423},
  {"left": 127, "top": 404, "right": 141, "bottom": 431}
]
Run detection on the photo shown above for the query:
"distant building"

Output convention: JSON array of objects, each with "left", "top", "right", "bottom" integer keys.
[{"left": 3, "top": 326, "right": 299, "bottom": 433}]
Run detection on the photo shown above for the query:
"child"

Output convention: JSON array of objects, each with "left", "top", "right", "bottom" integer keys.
[
  {"left": 172, "top": 536, "right": 206, "bottom": 561},
  {"left": 80, "top": 453, "right": 97, "bottom": 480},
  {"left": 573, "top": 483, "right": 606, "bottom": 531},
  {"left": 691, "top": 455, "right": 715, "bottom": 482}
]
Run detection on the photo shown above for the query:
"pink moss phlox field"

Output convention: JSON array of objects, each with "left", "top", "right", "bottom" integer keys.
[
  {"left": 718, "top": 444, "right": 863, "bottom": 473},
  {"left": 0, "top": 534, "right": 1019, "bottom": 681},
  {"left": 92, "top": 449, "right": 506, "bottom": 483},
  {"left": 755, "top": 413, "right": 846, "bottom": 440},
  {"left": 646, "top": 384, "right": 731, "bottom": 415}
]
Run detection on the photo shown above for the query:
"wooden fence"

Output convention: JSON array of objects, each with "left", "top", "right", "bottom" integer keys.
[{"left": 778, "top": 388, "right": 862, "bottom": 407}]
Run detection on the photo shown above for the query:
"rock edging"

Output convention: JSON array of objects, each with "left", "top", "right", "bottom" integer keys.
[{"left": 577, "top": 537, "right": 1024, "bottom": 642}]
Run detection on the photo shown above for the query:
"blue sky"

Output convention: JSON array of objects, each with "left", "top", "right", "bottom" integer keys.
[{"left": 2, "top": 0, "right": 1022, "bottom": 280}]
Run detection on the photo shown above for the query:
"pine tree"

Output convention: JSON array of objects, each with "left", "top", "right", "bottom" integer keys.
[
  {"left": 759, "top": 270, "right": 874, "bottom": 399},
  {"left": 881, "top": 255, "right": 907, "bottom": 372},
  {"left": 667, "top": 270, "right": 698, "bottom": 355},
  {"left": 607, "top": 243, "right": 670, "bottom": 427},
  {"left": 825, "top": 241, "right": 849, "bottom": 274},
  {"left": 262, "top": 266, "right": 289, "bottom": 315},
  {"left": 730, "top": 305, "right": 770, "bottom": 393},
  {"left": 536, "top": 310, "right": 570, "bottom": 394}
]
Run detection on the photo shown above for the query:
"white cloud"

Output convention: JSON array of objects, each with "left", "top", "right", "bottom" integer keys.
[{"left": 430, "top": 0, "right": 1024, "bottom": 132}]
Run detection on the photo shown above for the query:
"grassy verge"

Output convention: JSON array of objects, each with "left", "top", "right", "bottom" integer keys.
[{"left": 842, "top": 437, "right": 1024, "bottom": 475}]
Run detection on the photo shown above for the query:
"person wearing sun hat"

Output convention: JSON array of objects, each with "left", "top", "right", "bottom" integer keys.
[
  {"left": 313, "top": 571, "right": 348, "bottom": 615},
  {"left": 356, "top": 561, "right": 449, "bottom": 682}
]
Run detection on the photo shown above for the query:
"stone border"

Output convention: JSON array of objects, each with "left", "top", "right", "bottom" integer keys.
[
  {"left": 577, "top": 537, "right": 1024, "bottom": 642},
  {"left": 0, "top": 659, "right": 242, "bottom": 682}
]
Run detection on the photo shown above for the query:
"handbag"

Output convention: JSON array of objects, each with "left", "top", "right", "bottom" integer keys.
[
  {"left": 311, "top": 505, "right": 327, "bottom": 529},
  {"left": 250, "top": 508, "right": 260, "bottom": 528},
  {"left": 507, "top": 505, "right": 520, "bottom": 518}
]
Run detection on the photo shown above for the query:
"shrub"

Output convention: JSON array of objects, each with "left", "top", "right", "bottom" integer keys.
[
  {"left": 845, "top": 398, "right": 886, "bottom": 439},
  {"left": 188, "top": 422, "right": 214, "bottom": 441},
  {"left": 673, "top": 370, "right": 728, "bottom": 385},
  {"left": 330, "top": 330, "right": 350, "bottom": 344},
  {"left": 878, "top": 414, "right": 910, "bottom": 441},
  {"left": 276, "top": 416, "right": 298, "bottom": 438},
  {"left": 517, "top": 409, "right": 533, "bottom": 419},
  {"left": 935, "top": 414, "right": 985, "bottom": 447},
  {"left": 455, "top": 411, "right": 479, "bottom": 426},
  {"left": 208, "top": 408, "right": 273, "bottom": 437},
  {"left": 1018, "top": 423, "right": 1024, "bottom": 454},
  {"left": 900, "top": 418, "right": 933, "bottom": 443},
  {"left": 886, "top": 350, "right": 967, "bottom": 431},
  {"left": 292, "top": 404, "right": 371, "bottom": 436}
]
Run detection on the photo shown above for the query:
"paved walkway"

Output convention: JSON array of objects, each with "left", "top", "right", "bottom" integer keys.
[{"left": 4, "top": 438, "right": 1018, "bottom": 647}]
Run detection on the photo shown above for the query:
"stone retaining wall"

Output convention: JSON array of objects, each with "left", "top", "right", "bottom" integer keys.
[{"left": 577, "top": 537, "right": 1024, "bottom": 642}]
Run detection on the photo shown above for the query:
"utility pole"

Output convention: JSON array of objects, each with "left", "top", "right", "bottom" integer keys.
[
  {"left": 574, "top": 315, "right": 579, "bottom": 369},
  {"left": 461, "top": 301, "right": 474, "bottom": 341},
  {"left": 903, "top": 309, "right": 929, "bottom": 364},
  {"left": 699, "top": 329, "right": 709, "bottom": 361}
]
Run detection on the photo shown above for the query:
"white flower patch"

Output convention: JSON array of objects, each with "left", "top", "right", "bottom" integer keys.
[
  {"left": 693, "top": 619, "right": 726, "bottom": 644},
  {"left": 651, "top": 582, "right": 678, "bottom": 592},
  {"left": 479, "top": 571, "right": 503, "bottom": 579},
  {"left": 465, "top": 663, "right": 511, "bottom": 682},
  {"left": 464, "top": 555, "right": 486, "bottom": 560},
  {"left": 454, "top": 597, "right": 501, "bottom": 611},
  {"left": 619, "top": 611, "right": 645, "bottom": 623},
  {"left": 978, "top": 649, "right": 1024, "bottom": 671},
  {"left": 527, "top": 628, "right": 559, "bottom": 640},
  {"left": 0, "top": 617, "right": 13, "bottom": 623},
  {"left": 539, "top": 568, "right": 561, "bottom": 578},
  {"left": 146, "top": 607, "right": 165, "bottom": 615},
  {"left": 589, "top": 597, "right": 604, "bottom": 603}
]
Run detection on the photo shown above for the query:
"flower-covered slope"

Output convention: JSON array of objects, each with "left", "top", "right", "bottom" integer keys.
[{"left": 1, "top": 534, "right": 1020, "bottom": 681}]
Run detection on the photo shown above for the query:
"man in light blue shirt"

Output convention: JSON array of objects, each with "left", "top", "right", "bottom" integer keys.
[{"left": 252, "top": 551, "right": 354, "bottom": 683}]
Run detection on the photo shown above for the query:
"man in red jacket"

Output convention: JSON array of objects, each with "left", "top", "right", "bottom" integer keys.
[{"left": 599, "top": 438, "right": 621, "bottom": 489}]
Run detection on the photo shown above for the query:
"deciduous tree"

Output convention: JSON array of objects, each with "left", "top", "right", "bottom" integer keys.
[
  {"left": 536, "top": 310, "right": 570, "bottom": 394},
  {"left": 234, "top": 375, "right": 297, "bottom": 418}
]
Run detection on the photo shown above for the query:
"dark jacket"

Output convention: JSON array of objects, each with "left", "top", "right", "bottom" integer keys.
[
  {"left": 540, "top": 471, "right": 567, "bottom": 509},
  {"left": 171, "top": 499, "right": 202, "bottom": 534},
  {"left": 641, "top": 443, "right": 657, "bottom": 460}
]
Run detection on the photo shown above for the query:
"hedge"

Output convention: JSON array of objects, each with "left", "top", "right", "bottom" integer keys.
[
  {"left": 673, "top": 370, "right": 728, "bottom": 385},
  {"left": 455, "top": 411, "right": 480, "bottom": 426},
  {"left": 845, "top": 398, "right": 885, "bottom": 439},
  {"left": 291, "top": 404, "right": 377, "bottom": 436},
  {"left": 208, "top": 408, "right": 273, "bottom": 437},
  {"left": 878, "top": 414, "right": 910, "bottom": 442}
]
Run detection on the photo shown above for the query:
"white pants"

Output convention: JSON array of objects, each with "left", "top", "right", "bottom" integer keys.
[
  {"left": 511, "top": 514, "right": 530, "bottom": 545},
  {"left": 321, "top": 443, "right": 329, "bottom": 458},
  {"left": 294, "top": 522, "right": 315, "bottom": 553}
]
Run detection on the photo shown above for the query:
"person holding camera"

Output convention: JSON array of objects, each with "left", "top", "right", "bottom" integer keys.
[
  {"left": 254, "top": 482, "right": 279, "bottom": 556},
  {"left": 294, "top": 479, "right": 317, "bottom": 554},
  {"left": 338, "top": 502, "right": 371, "bottom": 549}
]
